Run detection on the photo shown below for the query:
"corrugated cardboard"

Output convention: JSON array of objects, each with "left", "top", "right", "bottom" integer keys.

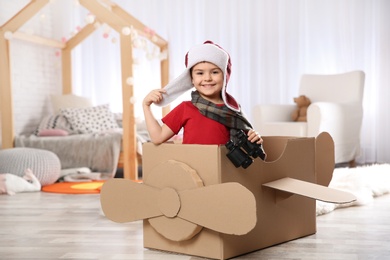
[{"left": 101, "top": 132, "right": 356, "bottom": 260}]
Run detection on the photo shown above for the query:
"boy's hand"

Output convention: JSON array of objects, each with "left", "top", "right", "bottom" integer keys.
[
  {"left": 143, "top": 89, "right": 167, "bottom": 106},
  {"left": 247, "top": 129, "right": 263, "bottom": 145}
]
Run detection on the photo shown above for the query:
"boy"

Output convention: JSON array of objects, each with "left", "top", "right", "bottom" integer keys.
[{"left": 143, "top": 41, "right": 263, "bottom": 147}]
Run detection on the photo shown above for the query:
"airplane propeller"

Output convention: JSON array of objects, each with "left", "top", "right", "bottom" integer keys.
[{"left": 100, "top": 160, "right": 257, "bottom": 241}]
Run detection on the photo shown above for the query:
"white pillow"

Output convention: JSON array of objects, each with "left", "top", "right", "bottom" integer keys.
[
  {"left": 51, "top": 94, "right": 93, "bottom": 113},
  {"left": 60, "top": 104, "right": 119, "bottom": 134}
]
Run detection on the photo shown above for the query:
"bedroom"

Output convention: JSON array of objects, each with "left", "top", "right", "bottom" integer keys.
[{"left": 1, "top": 0, "right": 390, "bottom": 259}]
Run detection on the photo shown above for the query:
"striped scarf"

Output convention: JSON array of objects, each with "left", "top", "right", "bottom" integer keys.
[{"left": 191, "top": 91, "right": 253, "bottom": 139}]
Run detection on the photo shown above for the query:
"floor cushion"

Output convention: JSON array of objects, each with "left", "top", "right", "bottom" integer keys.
[{"left": 0, "top": 148, "right": 61, "bottom": 186}]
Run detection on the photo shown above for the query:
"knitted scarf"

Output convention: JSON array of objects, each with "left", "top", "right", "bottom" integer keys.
[{"left": 191, "top": 91, "right": 253, "bottom": 139}]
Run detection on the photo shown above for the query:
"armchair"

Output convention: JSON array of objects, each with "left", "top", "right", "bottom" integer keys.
[{"left": 253, "top": 71, "right": 365, "bottom": 166}]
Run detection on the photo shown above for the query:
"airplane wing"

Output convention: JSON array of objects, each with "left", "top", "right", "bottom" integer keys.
[{"left": 263, "top": 177, "right": 356, "bottom": 203}]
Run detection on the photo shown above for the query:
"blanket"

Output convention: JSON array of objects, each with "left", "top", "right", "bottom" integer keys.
[{"left": 15, "top": 132, "right": 122, "bottom": 177}]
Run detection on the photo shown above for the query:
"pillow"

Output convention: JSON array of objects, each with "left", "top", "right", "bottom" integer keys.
[
  {"left": 113, "top": 112, "right": 123, "bottom": 128},
  {"left": 37, "top": 129, "right": 69, "bottom": 137},
  {"left": 34, "top": 114, "right": 74, "bottom": 135},
  {"left": 51, "top": 94, "right": 93, "bottom": 113},
  {"left": 60, "top": 104, "right": 119, "bottom": 134}
]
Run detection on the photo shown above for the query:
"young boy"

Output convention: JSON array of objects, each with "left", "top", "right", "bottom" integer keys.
[{"left": 143, "top": 41, "right": 263, "bottom": 147}]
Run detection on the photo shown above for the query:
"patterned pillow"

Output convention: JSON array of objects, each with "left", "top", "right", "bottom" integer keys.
[
  {"left": 60, "top": 104, "right": 119, "bottom": 134},
  {"left": 34, "top": 114, "right": 73, "bottom": 135}
]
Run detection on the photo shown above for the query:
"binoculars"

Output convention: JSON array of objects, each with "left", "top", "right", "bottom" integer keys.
[{"left": 225, "top": 130, "right": 266, "bottom": 169}]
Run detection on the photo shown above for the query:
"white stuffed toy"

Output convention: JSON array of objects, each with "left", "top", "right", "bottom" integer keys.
[{"left": 0, "top": 168, "right": 41, "bottom": 195}]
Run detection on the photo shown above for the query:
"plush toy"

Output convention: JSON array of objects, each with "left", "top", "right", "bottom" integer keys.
[
  {"left": 291, "top": 95, "right": 311, "bottom": 122},
  {"left": 0, "top": 168, "right": 41, "bottom": 195}
]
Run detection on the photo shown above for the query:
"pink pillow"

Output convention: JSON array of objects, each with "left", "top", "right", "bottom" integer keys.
[{"left": 37, "top": 129, "right": 69, "bottom": 137}]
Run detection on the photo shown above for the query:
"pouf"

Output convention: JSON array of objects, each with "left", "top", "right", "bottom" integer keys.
[{"left": 0, "top": 148, "right": 61, "bottom": 186}]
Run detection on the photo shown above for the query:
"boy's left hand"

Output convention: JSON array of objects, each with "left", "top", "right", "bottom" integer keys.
[{"left": 247, "top": 129, "right": 263, "bottom": 144}]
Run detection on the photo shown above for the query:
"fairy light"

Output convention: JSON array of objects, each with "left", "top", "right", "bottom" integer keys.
[
  {"left": 4, "top": 31, "right": 13, "bottom": 40},
  {"left": 122, "top": 26, "right": 131, "bottom": 36},
  {"left": 85, "top": 14, "right": 95, "bottom": 24},
  {"left": 129, "top": 96, "right": 136, "bottom": 104},
  {"left": 126, "top": 77, "right": 134, "bottom": 86}
]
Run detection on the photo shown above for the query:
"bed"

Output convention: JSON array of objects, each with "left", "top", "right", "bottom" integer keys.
[
  {"left": 0, "top": 0, "right": 169, "bottom": 180},
  {"left": 15, "top": 132, "right": 123, "bottom": 177},
  {"left": 15, "top": 130, "right": 149, "bottom": 178},
  {"left": 14, "top": 97, "right": 150, "bottom": 178}
]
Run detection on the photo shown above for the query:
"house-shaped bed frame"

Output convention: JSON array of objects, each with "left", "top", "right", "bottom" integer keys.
[{"left": 0, "top": 0, "right": 169, "bottom": 180}]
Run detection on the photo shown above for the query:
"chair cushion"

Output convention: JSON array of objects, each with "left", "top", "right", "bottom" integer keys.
[{"left": 261, "top": 122, "right": 307, "bottom": 137}]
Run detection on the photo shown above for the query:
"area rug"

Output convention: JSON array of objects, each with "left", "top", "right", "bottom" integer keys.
[
  {"left": 316, "top": 164, "right": 390, "bottom": 216},
  {"left": 42, "top": 181, "right": 105, "bottom": 194}
]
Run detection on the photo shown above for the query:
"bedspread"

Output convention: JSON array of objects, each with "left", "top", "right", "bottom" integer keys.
[{"left": 15, "top": 132, "right": 122, "bottom": 177}]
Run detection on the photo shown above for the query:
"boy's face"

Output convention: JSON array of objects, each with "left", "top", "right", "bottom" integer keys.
[{"left": 191, "top": 62, "right": 224, "bottom": 103}]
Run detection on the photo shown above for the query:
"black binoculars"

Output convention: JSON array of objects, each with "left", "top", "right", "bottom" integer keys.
[{"left": 225, "top": 130, "right": 266, "bottom": 169}]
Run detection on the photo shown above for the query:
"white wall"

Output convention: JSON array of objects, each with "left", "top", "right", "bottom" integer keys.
[{"left": 0, "top": 1, "right": 62, "bottom": 139}]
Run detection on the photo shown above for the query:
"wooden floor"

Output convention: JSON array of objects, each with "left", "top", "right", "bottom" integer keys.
[{"left": 0, "top": 191, "right": 389, "bottom": 260}]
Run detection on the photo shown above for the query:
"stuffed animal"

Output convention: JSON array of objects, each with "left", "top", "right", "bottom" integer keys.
[
  {"left": 0, "top": 168, "right": 41, "bottom": 195},
  {"left": 291, "top": 95, "right": 311, "bottom": 122}
]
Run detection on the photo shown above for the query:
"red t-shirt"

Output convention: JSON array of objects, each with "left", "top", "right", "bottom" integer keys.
[{"left": 162, "top": 101, "right": 230, "bottom": 145}]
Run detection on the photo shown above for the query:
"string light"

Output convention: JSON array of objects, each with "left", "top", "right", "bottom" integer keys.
[
  {"left": 58, "top": 10, "right": 163, "bottom": 61},
  {"left": 122, "top": 27, "right": 131, "bottom": 36},
  {"left": 159, "top": 50, "right": 168, "bottom": 61},
  {"left": 126, "top": 77, "right": 134, "bottom": 86},
  {"left": 4, "top": 31, "right": 13, "bottom": 40},
  {"left": 85, "top": 13, "right": 95, "bottom": 24}
]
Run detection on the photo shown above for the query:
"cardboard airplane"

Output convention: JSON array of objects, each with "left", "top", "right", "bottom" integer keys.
[{"left": 101, "top": 132, "right": 356, "bottom": 259}]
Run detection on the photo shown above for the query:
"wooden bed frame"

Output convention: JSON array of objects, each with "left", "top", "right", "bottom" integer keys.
[{"left": 0, "top": 0, "right": 169, "bottom": 180}]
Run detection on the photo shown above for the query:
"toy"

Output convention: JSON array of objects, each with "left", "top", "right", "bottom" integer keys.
[
  {"left": 291, "top": 95, "right": 311, "bottom": 122},
  {"left": 0, "top": 169, "right": 41, "bottom": 195},
  {"left": 100, "top": 132, "right": 356, "bottom": 259}
]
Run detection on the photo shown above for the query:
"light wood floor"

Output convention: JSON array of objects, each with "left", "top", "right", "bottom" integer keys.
[{"left": 1, "top": 191, "right": 389, "bottom": 260}]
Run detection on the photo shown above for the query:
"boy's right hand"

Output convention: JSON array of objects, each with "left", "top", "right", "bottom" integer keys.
[{"left": 143, "top": 89, "right": 167, "bottom": 106}]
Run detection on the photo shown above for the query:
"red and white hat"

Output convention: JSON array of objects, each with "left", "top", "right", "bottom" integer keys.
[{"left": 157, "top": 40, "right": 241, "bottom": 112}]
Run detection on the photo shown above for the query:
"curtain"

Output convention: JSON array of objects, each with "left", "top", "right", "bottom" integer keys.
[{"left": 61, "top": 0, "right": 390, "bottom": 164}]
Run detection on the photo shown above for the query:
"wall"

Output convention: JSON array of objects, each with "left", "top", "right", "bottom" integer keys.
[{"left": 0, "top": 0, "right": 62, "bottom": 142}]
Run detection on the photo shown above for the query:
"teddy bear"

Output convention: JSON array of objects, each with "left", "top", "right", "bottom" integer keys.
[{"left": 291, "top": 95, "right": 311, "bottom": 122}]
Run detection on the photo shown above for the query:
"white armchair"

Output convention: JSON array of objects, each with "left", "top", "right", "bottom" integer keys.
[{"left": 253, "top": 71, "right": 365, "bottom": 166}]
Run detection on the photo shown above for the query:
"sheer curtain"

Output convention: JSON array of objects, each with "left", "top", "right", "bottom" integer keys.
[{"left": 65, "top": 0, "right": 390, "bottom": 164}]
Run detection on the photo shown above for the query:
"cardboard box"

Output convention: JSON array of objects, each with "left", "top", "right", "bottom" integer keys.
[{"left": 101, "top": 132, "right": 355, "bottom": 260}]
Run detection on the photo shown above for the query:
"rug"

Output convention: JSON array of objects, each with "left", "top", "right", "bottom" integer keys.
[
  {"left": 316, "top": 164, "right": 390, "bottom": 216},
  {"left": 42, "top": 181, "right": 105, "bottom": 194}
]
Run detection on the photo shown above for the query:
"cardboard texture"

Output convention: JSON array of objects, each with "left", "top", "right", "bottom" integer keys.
[{"left": 101, "top": 132, "right": 356, "bottom": 260}]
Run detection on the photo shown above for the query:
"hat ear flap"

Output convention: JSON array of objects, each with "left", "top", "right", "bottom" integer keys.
[
  {"left": 225, "top": 59, "right": 232, "bottom": 84},
  {"left": 224, "top": 92, "right": 240, "bottom": 112},
  {"left": 184, "top": 52, "right": 189, "bottom": 67}
]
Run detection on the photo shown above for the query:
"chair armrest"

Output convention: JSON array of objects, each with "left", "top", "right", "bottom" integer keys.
[
  {"left": 308, "top": 101, "right": 363, "bottom": 163},
  {"left": 307, "top": 102, "right": 363, "bottom": 139}
]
